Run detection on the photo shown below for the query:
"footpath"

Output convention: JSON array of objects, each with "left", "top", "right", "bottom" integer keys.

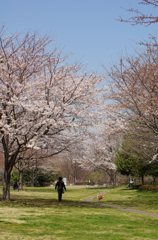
[{"left": 82, "top": 190, "right": 158, "bottom": 219}]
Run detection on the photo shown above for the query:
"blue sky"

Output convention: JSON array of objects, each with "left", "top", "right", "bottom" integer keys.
[{"left": 1, "top": 0, "right": 157, "bottom": 73}]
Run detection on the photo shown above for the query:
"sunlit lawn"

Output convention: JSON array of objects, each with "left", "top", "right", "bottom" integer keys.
[
  {"left": 95, "top": 185, "right": 158, "bottom": 214},
  {"left": 0, "top": 186, "right": 158, "bottom": 239}
]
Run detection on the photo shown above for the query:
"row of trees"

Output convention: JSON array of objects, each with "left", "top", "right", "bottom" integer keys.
[
  {"left": 11, "top": 166, "right": 56, "bottom": 187},
  {"left": 0, "top": 1, "right": 158, "bottom": 200},
  {"left": 110, "top": 0, "right": 158, "bottom": 184},
  {"left": 77, "top": 0, "right": 158, "bottom": 187},
  {"left": 0, "top": 25, "right": 106, "bottom": 200}
]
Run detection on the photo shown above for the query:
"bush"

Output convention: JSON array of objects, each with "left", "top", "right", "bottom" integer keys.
[{"left": 11, "top": 169, "right": 19, "bottom": 183}]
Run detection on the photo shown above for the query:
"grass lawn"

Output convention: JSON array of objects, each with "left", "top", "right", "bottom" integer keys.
[
  {"left": 93, "top": 185, "right": 158, "bottom": 214},
  {"left": 0, "top": 185, "right": 158, "bottom": 239}
]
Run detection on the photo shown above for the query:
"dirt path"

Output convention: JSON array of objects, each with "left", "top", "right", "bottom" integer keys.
[{"left": 82, "top": 190, "right": 158, "bottom": 219}]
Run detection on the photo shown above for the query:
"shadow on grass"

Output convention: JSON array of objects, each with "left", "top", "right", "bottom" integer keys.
[
  {"left": 0, "top": 197, "right": 105, "bottom": 209},
  {"left": 121, "top": 188, "right": 138, "bottom": 191}
]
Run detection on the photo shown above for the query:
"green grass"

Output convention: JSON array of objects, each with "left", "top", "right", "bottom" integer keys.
[
  {"left": 94, "top": 185, "right": 158, "bottom": 214},
  {"left": 0, "top": 186, "right": 158, "bottom": 239}
]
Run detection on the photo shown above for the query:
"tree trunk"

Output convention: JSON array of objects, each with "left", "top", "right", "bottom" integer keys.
[
  {"left": 2, "top": 135, "right": 11, "bottom": 201},
  {"left": 141, "top": 175, "right": 145, "bottom": 185},
  {"left": 110, "top": 171, "right": 117, "bottom": 186},
  {"left": 2, "top": 169, "right": 11, "bottom": 201},
  {"left": 152, "top": 176, "right": 156, "bottom": 186},
  {"left": 2, "top": 135, "right": 20, "bottom": 200},
  {"left": 31, "top": 170, "right": 35, "bottom": 187},
  {"left": 34, "top": 170, "right": 38, "bottom": 187},
  {"left": 106, "top": 169, "right": 117, "bottom": 186},
  {"left": 19, "top": 170, "right": 23, "bottom": 190}
]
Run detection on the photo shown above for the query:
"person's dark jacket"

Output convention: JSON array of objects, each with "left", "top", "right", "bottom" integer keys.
[{"left": 55, "top": 180, "right": 66, "bottom": 192}]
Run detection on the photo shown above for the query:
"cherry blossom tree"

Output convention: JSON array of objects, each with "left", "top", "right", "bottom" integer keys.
[
  {"left": 78, "top": 127, "right": 120, "bottom": 186},
  {"left": 0, "top": 27, "right": 104, "bottom": 200},
  {"left": 56, "top": 154, "right": 85, "bottom": 184},
  {"left": 118, "top": 0, "right": 158, "bottom": 26},
  {"left": 123, "top": 122, "right": 158, "bottom": 162},
  {"left": 105, "top": 40, "right": 158, "bottom": 182},
  {"left": 107, "top": 43, "right": 158, "bottom": 136}
]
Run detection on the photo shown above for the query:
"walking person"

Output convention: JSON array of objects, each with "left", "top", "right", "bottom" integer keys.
[{"left": 55, "top": 177, "right": 66, "bottom": 202}]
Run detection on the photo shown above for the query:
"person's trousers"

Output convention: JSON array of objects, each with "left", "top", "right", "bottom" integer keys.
[{"left": 58, "top": 190, "right": 63, "bottom": 202}]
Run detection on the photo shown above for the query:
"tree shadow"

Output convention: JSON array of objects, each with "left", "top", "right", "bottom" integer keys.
[
  {"left": 121, "top": 188, "right": 137, "bottom": 191},
  {"left": 0, "top": 197, "right": 105, "bottom": 209}
]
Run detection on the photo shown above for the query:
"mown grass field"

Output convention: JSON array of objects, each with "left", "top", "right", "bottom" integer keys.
[
  {"left": 0, "top": 185, "right": 158, "bottom": 240},
  {"left": 93, "top": 186, "right": 158, "bottom": 214}
]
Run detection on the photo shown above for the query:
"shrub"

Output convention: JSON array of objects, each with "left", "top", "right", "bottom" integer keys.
[{"left": 139, "top": 185, "right": 158, "bottom": 191}]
